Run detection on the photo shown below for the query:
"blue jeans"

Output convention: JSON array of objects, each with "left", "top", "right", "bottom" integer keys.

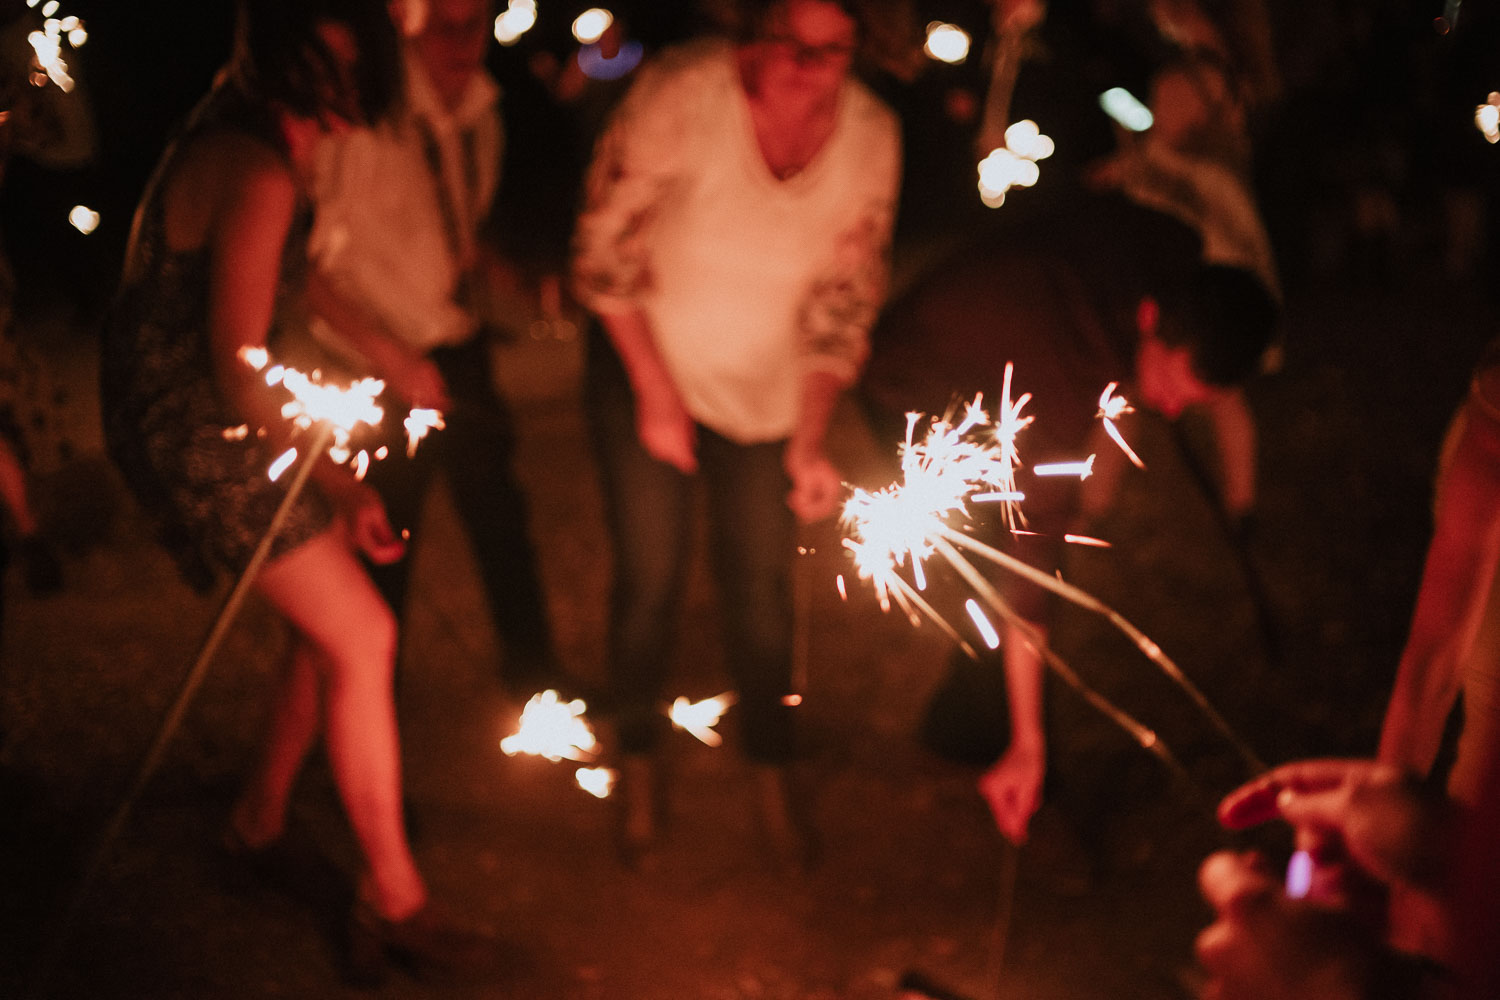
[
  {"left": 585, "top": 325, "right": 796, "bottom": 763},
  {"left": 364, "top": 337, "right": 559, "bottom": 685}
]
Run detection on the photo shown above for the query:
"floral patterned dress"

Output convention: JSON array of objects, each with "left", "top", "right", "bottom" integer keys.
[{"left": 100, "top": 90, "right": 332, "bottom": 590}]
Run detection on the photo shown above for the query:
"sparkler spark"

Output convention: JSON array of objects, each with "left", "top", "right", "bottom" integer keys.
[
  {"left": 236, "top": 346, "right": 443, "bottom": 479},
  {"left": 267, "top": 447, "right": 297, "bottom": 482},
  {"left": 668, "top": 692, "right": 736, "bottom": 747},
  {"left": 966, "top": 598, "right": 1000, "bottom": 649},
  {"left": 501, "top": 690, "right": 599, "bottom": 762},
  {"left": 1097, "top": 382, "right": 1145, "bottom": 469},
  {"left": 404, "top": 408, "right": 445, "bottom": 457},
  {"left": 1033, "top": 456, "right": 1094, "bottom": 478},
  {"left": 840, "top": 388, "right": 1266, "bottom": 776}
]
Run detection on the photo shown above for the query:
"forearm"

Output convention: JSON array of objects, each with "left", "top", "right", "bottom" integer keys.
[
  {"left": 303, "top": 269, "right": 426, "bottom": 381},
  {"left": 790, "top": 370, "right": 846, "bottom": 457},
  {"left": 598, "top": 309, "right": 672, "bottom": 397},
  {"left": 1002, "top": 621, "right": 1046, "bottom": 754},
  {"left": 1207, "top": 387, "right": 1257, "bottom": 518}
]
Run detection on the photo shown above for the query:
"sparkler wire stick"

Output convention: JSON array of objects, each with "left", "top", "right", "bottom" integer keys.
[
  {"left": 791, "top": 533, "right": 813, "bottom": 701},
  {"left": 935, "top": 526, "right": 1267, "bottom": 774},
  {"left": 931, "top": 535, "right": 1189, "bottom": 782},
  {"left": 989, "top": 838, "right": 1019, "bottom": 999},
  {"left": 30, "top": 423, "right": 335, "bottom": 997}
]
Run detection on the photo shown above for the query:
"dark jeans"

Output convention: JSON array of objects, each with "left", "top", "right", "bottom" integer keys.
[
  {"left": 585, "top": 326, "right": 796, "bottom": 763},
  {"left": 364, "top": 337, "right": 558, "bottom": 682}
]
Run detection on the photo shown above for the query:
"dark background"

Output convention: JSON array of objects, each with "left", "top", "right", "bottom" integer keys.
[{"left": 6, "top": 1, "right": 1500, "bottom": 320}]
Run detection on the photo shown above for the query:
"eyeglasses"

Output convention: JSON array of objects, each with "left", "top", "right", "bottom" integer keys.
[{"left": 765, "top": 34, "right": 855, "bottom": 67}]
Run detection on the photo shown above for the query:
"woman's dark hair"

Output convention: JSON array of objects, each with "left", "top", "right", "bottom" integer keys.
[
  {"left": 1157, "top": 265, "right": 1278, "bottom": 387},
  {"left": 229, "top": 0, "right": 402, "bottom": 126}
]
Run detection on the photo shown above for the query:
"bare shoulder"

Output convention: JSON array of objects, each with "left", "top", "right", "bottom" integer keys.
[
  {"left": 162, "top": 128, "right": 295, "bottom": 249},
  {"left": 201, "top": 129, "right": 295, "bottom": 203}
]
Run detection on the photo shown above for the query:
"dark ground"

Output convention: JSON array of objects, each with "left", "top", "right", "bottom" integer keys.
[{"left": 0, "top": 232, "right": 1493, "bottom": 1000}]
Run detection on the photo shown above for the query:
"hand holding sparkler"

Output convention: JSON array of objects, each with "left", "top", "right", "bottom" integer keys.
[
  {"left": 634, "top": 370, "right": 697, "bottom": 474},
  {"left": 841, "top": 383, "right": 1265, "bottom": 785},
  {"left": 784, "top": 442, "right": 843, "bottom": 523},
  {"left": 979, "top": 741, "right": 1044, "bottom": 844},
  {"left": 344, "top": 485, "right": 405, "bottom": 564}
]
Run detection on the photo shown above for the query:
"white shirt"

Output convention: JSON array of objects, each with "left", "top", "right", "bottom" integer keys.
[
  {"left": 572, "top": 40, "right": 901, "bottom": 443},
  {"left": 307, "top": 49, "right": 503, "bottom": 361}
]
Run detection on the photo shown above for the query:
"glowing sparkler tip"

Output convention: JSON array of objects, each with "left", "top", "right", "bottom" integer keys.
[{"left": 501, "top": 689, "right": 599, "bottom": 762}]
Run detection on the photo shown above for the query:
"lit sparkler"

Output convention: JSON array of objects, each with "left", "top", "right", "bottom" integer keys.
[
  {"left": 501, "top": 689, "right": 599, "bottom": 762},
  {"left": 840, "top": 388, "right": 1266, "bottom": 775},
  {"left": 668, "top": 692, "right": 736, "bottom": 747},
  {"left": 236, "top": 346, "right": 424, "bottom": 480}
]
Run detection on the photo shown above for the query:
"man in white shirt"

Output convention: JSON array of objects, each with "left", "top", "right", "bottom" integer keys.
[{"left": 305, "top": 0, "right": 565, "bottom": 697}]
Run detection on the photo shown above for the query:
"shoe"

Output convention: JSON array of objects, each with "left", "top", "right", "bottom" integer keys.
[
  {"left": 752, "top": 764, "right": 821, "bottom": 873},
  {"left": 345, "top": 898, "right": 499, "bottom": 987}
]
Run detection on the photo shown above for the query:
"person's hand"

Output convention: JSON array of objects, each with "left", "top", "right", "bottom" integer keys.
[
  {"left": 1195, "top": 850, "right": 1391, "bottom": 1000},
  {"left": 343, "top": 484, "right": 406, "bottom": 565},
  {"left": 634, "top": 378, "right": 697, "bottom": 474},
  {"left": 978, "top": 742, "right": 1044, "bottom": 844},
  {"left": 385, "top": 355, "right": 452, "bottom": 413},
  {"left": 783, "top": 441, "right": 842, "bottom": 524},
  {"left": 1219, "top": 759, "right": 1452, "bottom": 909}
]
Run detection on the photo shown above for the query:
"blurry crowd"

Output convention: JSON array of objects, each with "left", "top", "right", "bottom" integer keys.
[{"left": 1, "top": 0, "right": 1498, "bottom": 997}]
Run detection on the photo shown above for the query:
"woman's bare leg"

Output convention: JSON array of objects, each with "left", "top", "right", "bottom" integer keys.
[{"left": 252, "top": 529, "right": 425, "bottom": 919}]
